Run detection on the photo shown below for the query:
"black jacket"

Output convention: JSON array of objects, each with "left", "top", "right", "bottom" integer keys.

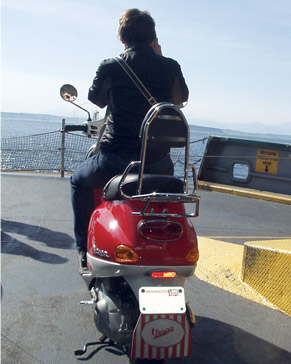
[{"left": 88, "top": 44, "right": 189, "bottom": 160}]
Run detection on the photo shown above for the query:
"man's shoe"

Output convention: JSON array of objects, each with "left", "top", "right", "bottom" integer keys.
[{"left": 77, "top": 250, "right": 89, "bottom": 273}]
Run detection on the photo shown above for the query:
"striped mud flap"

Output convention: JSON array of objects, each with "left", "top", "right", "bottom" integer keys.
[{"left": 130, "top": 313, "right": 192, "bottom": 360}]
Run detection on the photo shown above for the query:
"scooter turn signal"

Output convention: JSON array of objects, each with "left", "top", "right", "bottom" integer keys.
[
  {"left": 114, "top": 245, "right": 139, "bottom": 263},
  {"left": 186, "top": 246, "right": 199, "bottom": 264}
]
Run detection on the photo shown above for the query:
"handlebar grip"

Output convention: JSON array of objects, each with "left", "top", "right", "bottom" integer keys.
[{"left": 64, "top": 124, "right": 87, "bottom": 132}]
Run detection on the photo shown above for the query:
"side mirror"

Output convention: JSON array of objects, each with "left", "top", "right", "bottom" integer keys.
[
  {"left": 60, "top": 84, "right": 78, "bottom": 102},
  {"left": 60, "top": 84, "right": 92, "bottom": 121}
]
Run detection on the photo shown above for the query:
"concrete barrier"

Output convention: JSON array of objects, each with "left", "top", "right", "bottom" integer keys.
[
  {"left": 242, "top": 240, "right": 291, "bottom": 316},
  {"left": 196, "top": 237, "right": 291, "bottom": 316}
]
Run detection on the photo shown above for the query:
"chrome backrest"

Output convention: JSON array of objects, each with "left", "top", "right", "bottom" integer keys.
[
  {"left": 137, "top": 102, "right": 190, "bottom": 194},
  {"left": 116, "top": 102, "right": 200, "bottom": 217}
]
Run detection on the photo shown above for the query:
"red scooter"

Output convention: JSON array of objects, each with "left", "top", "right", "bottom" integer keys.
[{"left": 61, "top": 85, "right": 200, "bottom": 363}]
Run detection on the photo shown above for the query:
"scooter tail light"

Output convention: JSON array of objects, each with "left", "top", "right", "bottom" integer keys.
[
  {"left": 139, "top": 220, "right": 183, "bottom": 241},
  {"left": 151, "top": 271, "right": 177, "bottom": 279},
  {"left": 114, "top": 245, "right": 139, "bottom": 263},
  {"left": 186, "top": 246, "right": 199, "bottom": 264}
]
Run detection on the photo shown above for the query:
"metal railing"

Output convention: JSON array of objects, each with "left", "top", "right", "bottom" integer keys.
[
  {"left": 1, "top": 119, "right": 207, "bottom": 178},
  {"left": 1, "top": 120, "right": 96, "bottom": 177}
]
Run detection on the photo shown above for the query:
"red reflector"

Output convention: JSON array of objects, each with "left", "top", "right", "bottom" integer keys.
[
  {"left": 151, "top": 271, "right": 177, "bottom": 279},
  {"left": 140, "top": 220, "right": 183, "bottom": 241}
]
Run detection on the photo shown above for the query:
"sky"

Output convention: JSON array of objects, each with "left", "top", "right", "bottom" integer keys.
[{"left": 1, "top": 0, "right": 291, "bottom": 133}]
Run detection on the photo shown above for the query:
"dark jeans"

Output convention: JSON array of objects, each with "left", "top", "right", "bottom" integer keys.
[{"left": 71, "top": 151, "right": 173, "bottom": 251}]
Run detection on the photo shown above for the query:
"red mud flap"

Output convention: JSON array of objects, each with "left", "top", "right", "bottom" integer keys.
[{"left": 130, "top": 314, "right": 192, "bottom": 360}]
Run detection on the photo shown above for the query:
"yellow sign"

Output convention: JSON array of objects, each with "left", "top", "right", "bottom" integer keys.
[{"left": 256, "top": 149, "right": 279, "bottom": 174}]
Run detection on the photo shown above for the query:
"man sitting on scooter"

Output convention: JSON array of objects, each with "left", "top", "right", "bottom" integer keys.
[{"left": 71, "top": 8, "right": 189, "bottom": 272}]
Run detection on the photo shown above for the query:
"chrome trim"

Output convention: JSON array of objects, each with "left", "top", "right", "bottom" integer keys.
[
  {"left": 93, "top": 239, "right": 109, "bottom": 259},
  {"left": 116, "top": 102, "right": 200, "bottom": 218},
  {"left": 117, "top": 160, "right": 140, "bottom": 199},
  {"left": 130, "top": 194, "right": 200, "bottom": 217},
  {"left": 85, "top": 253, "right": 196, "bottom": 280},
  {"left": 189, "top": 164, "right": 198, "bottom": 194},
  {"left": 139, "top": 219, "right": 184, "bottom": 242},
  {"left": 136, "top": 103, "right": 190, "bottom": 194},
  {"left": 147, "top": 136, "right": 187, "bottom": 143},
  {"left": 157, "top": 115, "right": 182, "bottom": 120}
]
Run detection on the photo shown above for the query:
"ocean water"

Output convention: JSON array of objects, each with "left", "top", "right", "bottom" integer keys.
[
  {"left": 1, "top": 114, "right": 290, "bottom": 175},
  {"left": 1, "top": 116, "right": 65, "bottom": 138},
  {"left": 2, "top": 114, "right": 290, "bottom": 143}
]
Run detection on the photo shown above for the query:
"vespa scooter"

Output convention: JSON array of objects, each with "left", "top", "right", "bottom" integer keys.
[{"left": 60, "top": 85, "right": 200, "bottom": 363}]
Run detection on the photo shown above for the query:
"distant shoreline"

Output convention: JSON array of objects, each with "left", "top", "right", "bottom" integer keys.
[{"left": 1, "top": 111, "right": 290, "bottom": 144}]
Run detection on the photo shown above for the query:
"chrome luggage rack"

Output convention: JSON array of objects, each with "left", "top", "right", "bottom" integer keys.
[
  {"left": 112, "top": 102, "right": 200, "bottom": 218},
  {"left": 117, "top": 161, "right": 200, "bottom": 218}
]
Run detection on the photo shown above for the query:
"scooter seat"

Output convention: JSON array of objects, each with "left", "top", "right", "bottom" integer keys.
[{"left": 103, "top": 174, "right": 184, "bottom": 201}]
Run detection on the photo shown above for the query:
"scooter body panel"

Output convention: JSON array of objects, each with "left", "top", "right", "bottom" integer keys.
[
  {"left": 87, "top": 199, "right": 198, "bottom": 267},
  {"left": 85, "top": 253, "right": 194, "bottom": 297}
]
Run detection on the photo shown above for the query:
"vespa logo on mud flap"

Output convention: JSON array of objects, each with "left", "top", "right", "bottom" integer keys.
[
  {"left": 141, "top": 319, "right": 185, "bottom": 348},
  {"left": 152, "top": 326, "right": 174, "bottom": 340}
]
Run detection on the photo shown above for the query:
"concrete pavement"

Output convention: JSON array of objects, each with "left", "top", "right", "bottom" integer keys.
[{"left": 1, "top": 173, "right": 291, "bottom": 363}]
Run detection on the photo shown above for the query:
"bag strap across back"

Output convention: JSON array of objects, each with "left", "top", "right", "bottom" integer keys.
[{"left": 114, "top": 56, "right": 157, "bottom": 106}]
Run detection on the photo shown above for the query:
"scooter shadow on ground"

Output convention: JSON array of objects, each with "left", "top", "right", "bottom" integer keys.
[
  {"left": 186, "top": 316, "right": 290, "bottom": 364},
  {"left": 1, "top": 219, "right": 74, "bottom": 264},
  {"left": 74, "top": 315, "right": 291, "bottom": 364},
  {"left": 73, "top": 275, "right": 291, "bottom": 364}
]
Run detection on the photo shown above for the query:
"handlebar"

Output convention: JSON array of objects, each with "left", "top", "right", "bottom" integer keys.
[{"left": 63, "top": 124, "right": 88, "bottom": 132}]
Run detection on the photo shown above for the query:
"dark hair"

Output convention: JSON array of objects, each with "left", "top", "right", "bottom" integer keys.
[{"left": 118, "top": 9, "right": 156, "bottom": 45}]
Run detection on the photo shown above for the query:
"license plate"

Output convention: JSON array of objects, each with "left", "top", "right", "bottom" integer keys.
[{"left": 139, "top": 287, "right": 186, "bottom": 314}]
